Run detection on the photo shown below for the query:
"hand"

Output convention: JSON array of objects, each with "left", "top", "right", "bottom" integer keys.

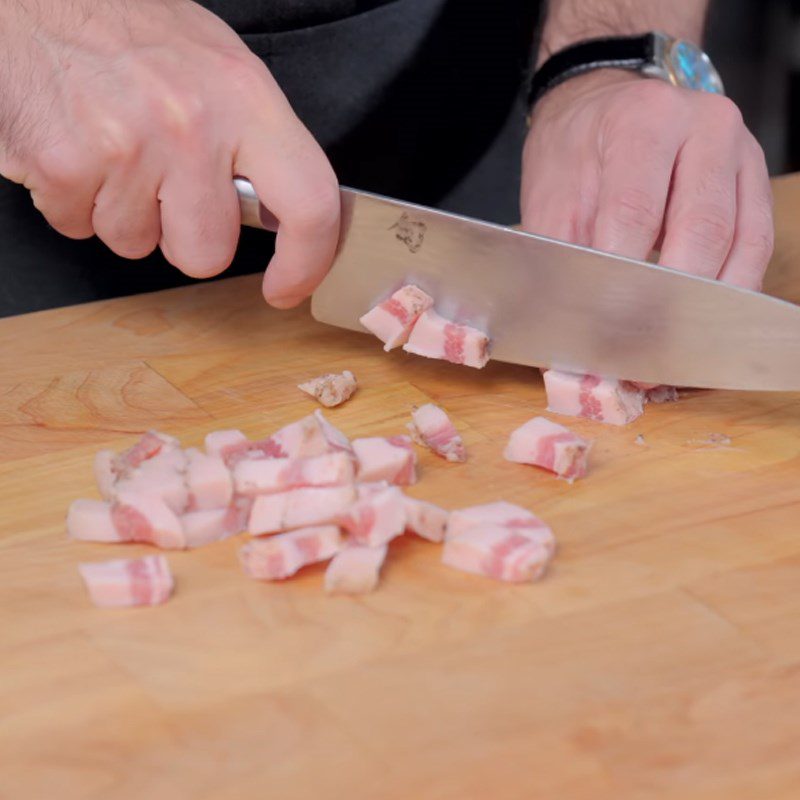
[
  {"left": 520, "top": 70, "right": 774, "bottom": 290},
  {"left": 0, "top": 0, "right": 339, "bottom": 307}
]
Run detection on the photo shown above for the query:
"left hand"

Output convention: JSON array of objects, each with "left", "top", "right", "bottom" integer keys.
[{"left": 520, "top": 70, "right": 774, "bottom": 290}]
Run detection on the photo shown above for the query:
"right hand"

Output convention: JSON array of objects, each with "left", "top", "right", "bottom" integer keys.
[{"left": 0, "top": 0, "right": 340, "bottom": 307}]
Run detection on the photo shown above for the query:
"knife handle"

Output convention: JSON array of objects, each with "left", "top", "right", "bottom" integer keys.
[{"left": 234, "top": 177, "right": 279, "bottom": 233}]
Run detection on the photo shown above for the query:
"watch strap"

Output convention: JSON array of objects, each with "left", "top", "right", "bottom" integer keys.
[{"left": 529, "top": 34, "right": 655, "bottom": 108}]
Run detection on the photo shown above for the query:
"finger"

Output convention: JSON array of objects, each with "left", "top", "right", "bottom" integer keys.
[
  {"left": 26, "top": 144, "right": 103, "bottom": 239},
  {"left": 718, "top": 140, "right": 774, "bottom": 290},
  {"left": 236, "top": 117, "right": 340, "bottom": 308},
  {"left": 92, "top": 164, "right": 162, "bottom": 260},
  {"left": 158, "top": 148, "right": 240, "bottom": 278},
  {"left": 658, "top": 101, "right": 742, "bottom": 279},
  {"left": 521, "top": 178, "right": 597, "bottom": 247},
  {"left": 591, "top": 126, "right": 679, "bottom": 260}
]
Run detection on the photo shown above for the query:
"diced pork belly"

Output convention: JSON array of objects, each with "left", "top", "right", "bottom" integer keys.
[
  {"left": 503, "top": 416, "right": 591, "bottom": 481},
  {"left": 352, "top": 435, "right": 417, "bottom": 485},
  {"left": 340, "top": 484, "right": 406, "bottom": 547},
  {"left": 93, "top": 450, "right": 116, "bottom": 500},
  {"left": 184, "top": 448, "right": 233, "bottom": 511},
  {"left": 239, "top": 525, "right": 342, "bottom": 580},
  {"left": 313, "top": 410, "right": 355, "bottom": 457},
  {"left": 113, "top": 453, "right": 189, "bottom": 515},
  {"left": 359, "top": 284, "right": 434, "bottom": 350},
  {"left": 408, "top": 403, "right": 466, "bottom": 462},
  {"left": 324, "top": 544, "right": 388, "bottom": 594},
  {"left": 205, "top": 429, "right": 249, "bottom": 462},
  {"left": 247, "top": 485, "right": 357, "bottom": 535},
  {"left": 67, "top": 499, "right": 119, "bottom": 543},
  {"left": 113, "top": 431, "right": 181, "bottom": 476},
  {"left": 442, "top": 526, "right": 551, "bottom": 583},
  {"left": 298, "top": 370, "right": 358, "bottom": 408},
  {"left": 403, "top": 497, "right": 448, "bottom": 543},
  {"left": 646, "top": 385, "right": 679, "bottom": 404},
  {"left": 543, "top": 369, "right": 645, "bottom": 426},
  {"left": 181, "top": 503, "right": 245, "bottom": 548},
  {"left": 233, "top": 451, "right": 355, "bottom": 496},
  {"left": 446, "top": 501, "right": 555, "bottom": 554},
  {"left": 78, "top": 555, "right": 174, "bottom": 608},
  {"left": 403, "top": 309, "right": 490, "bottom": 369}
]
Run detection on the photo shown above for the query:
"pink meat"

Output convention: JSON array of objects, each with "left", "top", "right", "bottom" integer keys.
[
  {"left": 113, "top": 446, "right": 189, "bottom": 514},
  {"left": 408, "top": 403, "right": 466, "bottom": 462},
  {"left": 233, "top": 451, "right": 355, "bottom": 496},
  {"left": 247, "top": 485, "right": 357, "bottom": 535},
  {"left": 442, "top": 526, "right": 551, "bottom": 583},
  {"left": 324, "top": 544, "right": 388, "bottom": 594},
  {"left": 298, "top": 370, "right": 358, "bottom": 407},
  {"left": 67, "top": 499, "right": 119, "bottom": 542},
  {"left": 93, "top": 450, "right": 116, "bottom": 500},
  {"left": 340, "top": 484, "right": 406, "bottom": 547},
  {"left": 403, "top": 309, "right": 490, "bottom": 369},
  {"left": 113, "top": 431, "right": 180, "bottom": 473},
  {"left": 646, "top": 385, "right": 679, "bottom": 404},
  {"left": 446, "top": 501, "right": 555, "bottom": 554},
  {"left": 78, "top": 554, "right": 174, "bottom": 608},
  {"left": 185, "top": 448, "right": 233, "bottom": 511},
  {"left": 359, "top": 284, "right": 435, "bottom": 350},
  {"left": 543, "top": 369, "right": 645, "bottom": 426},
  {"left": 313, "top": 410, "right": 355, "bottom": 457},
  {"left": 181, "top": 504, "right": 244, "bottom": 548},
  {"left": 352, "top": 436, "right": 417, "bottom": 485},
  {"left": 112, "top": 489, "right": 187, "bottom": 549},
  {"left": 403, "top": 497, "right": 449, "bottom": 542},
  {"left": 205, "top": 429, "right": 249, "bottom": 462},
  {"left": 503, "top": 416, "right": 591, "bottom": 481},
  {"left": 239, "top": 525, "right": 342, "bottom": 580}
]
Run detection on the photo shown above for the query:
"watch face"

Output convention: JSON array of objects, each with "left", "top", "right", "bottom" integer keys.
[{"left": 669, "top": 40, "right": 724, "bottom": 94}]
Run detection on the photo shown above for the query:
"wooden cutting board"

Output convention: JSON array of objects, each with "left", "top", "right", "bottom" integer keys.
[{"left": 1, "top": 176, "right": 800, "bottom": 800}]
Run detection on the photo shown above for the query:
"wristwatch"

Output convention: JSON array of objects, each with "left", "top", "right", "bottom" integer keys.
[{"left": 529, "top": 32, "right": 725, "bottom": 108}]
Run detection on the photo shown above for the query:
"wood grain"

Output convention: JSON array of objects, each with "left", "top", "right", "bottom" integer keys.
[{"left": 1, "top": 177, "right": 800, "bottom": 799}]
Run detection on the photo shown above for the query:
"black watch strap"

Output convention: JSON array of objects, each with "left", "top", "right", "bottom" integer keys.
[{"left": 529, "top": 34, "right": 655, "bottom": 108}]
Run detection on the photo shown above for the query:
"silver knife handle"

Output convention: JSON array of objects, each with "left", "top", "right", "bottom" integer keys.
[{"left": 234, "top": 177, "right": 279, "bottom": 232}]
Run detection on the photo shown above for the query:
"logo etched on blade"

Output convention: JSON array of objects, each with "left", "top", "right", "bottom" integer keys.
[{"left": 389, "top": 213, "right": 426, "bottom": 253}]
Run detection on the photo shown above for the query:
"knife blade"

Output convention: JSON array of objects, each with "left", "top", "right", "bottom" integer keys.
[{"left": 235, "top": 178, "right": 800, "bottom": 391}]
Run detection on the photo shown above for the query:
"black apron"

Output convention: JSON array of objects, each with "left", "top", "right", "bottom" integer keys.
[{"left": 0, "top": 0, "right": 539, "bottom": 317}]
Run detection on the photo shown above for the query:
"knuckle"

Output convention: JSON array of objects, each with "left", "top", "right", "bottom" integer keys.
[
  {"left": 705, "top": 94, "right": 743, "bottom": 128},
  {"left": 32, "top": 145, "right": 84, "bottom": 189},
  {"left": 286, "top": 179, "right": 341, "bottom": 235},
  {"left": 608, "top": 187, "right": 662, "bottom": 234},
  {"left": 739, "top": 225, "right": 774, "bottom": 266},
  {"left": 681, "top": 207, "right": 734, "bottom": 253},
  {"left": 219, "top": 50, "right": 269, "bottom": 96}
]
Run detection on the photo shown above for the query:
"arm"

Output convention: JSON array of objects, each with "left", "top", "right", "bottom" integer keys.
[
  {"left": 522, "top": 0, "right": 773, "bottom": 290},
  {"left": 0, "top": 0, "right": 338, "bottom": 307}
]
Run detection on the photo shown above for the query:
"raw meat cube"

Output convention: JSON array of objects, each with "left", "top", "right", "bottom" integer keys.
[
  {"left": 442, "top": 526, "right": 551, "bottom": 583},
  {"left": 67, "top": 499, "right": 118, "bottom": 542},
  {"left": 403, "top": 309, "right": 490, "bottom": 369},
  {"left": 314, "top": 410, "right": 355, "bottom": 457},
  {"left": 247, "top": 485, "right": 357, "bottom": 535},
  {"left": 403, "top": 497, "right": 448, "bottom": 542},
  {"left": 184, "top": 448, "right": 233, "bottom": 511},
  {"left": 113, "top": 431, "right": 181, "bottom": 476},
  {"left": 646, "top": 385, "right": 679, "bottom": 404},
  {"left": 113, "top": 452, "right": 189, "bottom": 515},
  {"left": 181, "top": 504, "right": 245, "bottom": 548},
  {"left": 111, "top": 489, "right": 187, "bottom": 549},
  {"left": 359, "top": 284, "right": 434, "bottom": 350},
  {"left": 408, "top": 403, "right": 466, "bottom": 462},
  {"left": 446, "top": 501, "right": 555, "bottom": 554},
  {"left": 503, "top": 416, "right": 591, "bottom": 481},
  {"left": 93, "top": 450, "right": 116, "bottom": 499},
  {"left": 298, "top": 370, "right": 358, "bottom": 407},
  {"left": 239, "top": 525, "right": 342, "bottom": 580},
  {"left": 205, "top": 429, "right": 249, "bottom": 461},
  {"left": 78, "top": 555, "right": 174, "bottom": 608},
  {"left": 233, "top": 451, "right": 355, "bottom": 496},
  {"left": 352, "top": 436, "right": 417, "bottom": 485},
  {"left": 325, "top": 544, "right": 388, "bottom": 594},
  {"left": 340, "top": 484, "right": 406, "bottom": 547},
  {"left": 543, "top": 370, "right": 645, "bottom": 426}
]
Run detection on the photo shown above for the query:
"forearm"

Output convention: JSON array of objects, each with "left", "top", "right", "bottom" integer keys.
[{"left": 538, "top": 0, "right": 710, "bottom": 65}]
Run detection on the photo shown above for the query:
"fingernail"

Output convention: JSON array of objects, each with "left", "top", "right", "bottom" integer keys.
[{"left": 266, "top": 293, "right": 305, "bottom": 309}]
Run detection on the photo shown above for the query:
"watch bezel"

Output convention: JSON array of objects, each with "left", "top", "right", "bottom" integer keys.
[{"left": 648, "top": 31, "right": 725, "bottom": 95}]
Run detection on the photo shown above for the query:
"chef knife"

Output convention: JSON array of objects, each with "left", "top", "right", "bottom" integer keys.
[{"left": 235, "top": 178, "right": 800, "bottom": 391}]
